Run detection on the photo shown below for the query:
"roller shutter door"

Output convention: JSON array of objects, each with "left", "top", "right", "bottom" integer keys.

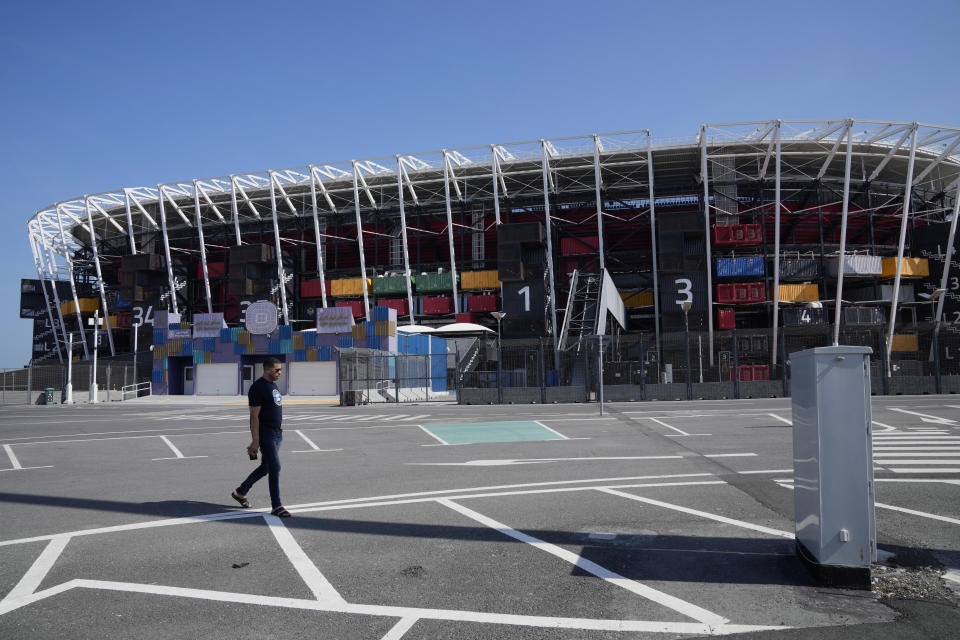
[
  {"left": 288, "top": 362, "right": 337, "bottom": 396},
  {"left": 195, "top": 363, "right": 239, "bottom": 395}
]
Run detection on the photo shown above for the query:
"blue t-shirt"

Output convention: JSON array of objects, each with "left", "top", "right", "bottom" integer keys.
[{"left": 249, "top": 377, "right": 282, "bottom": 429}]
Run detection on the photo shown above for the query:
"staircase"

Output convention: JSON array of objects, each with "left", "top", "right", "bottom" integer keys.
[{"left": 558, "top": 270, "right": 602, "bottom": 351}]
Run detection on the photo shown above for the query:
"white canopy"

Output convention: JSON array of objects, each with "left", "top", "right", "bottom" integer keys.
[
  {"left": 432, "top": 322, "right": 494, "bottom": 334},
  {"left": 396, "top": 324, "right": 436, "bottom": 333}
]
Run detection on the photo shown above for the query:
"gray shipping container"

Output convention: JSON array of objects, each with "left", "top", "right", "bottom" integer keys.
[{"left": 780, "top": 259, "right": 820, "bottom": 281}]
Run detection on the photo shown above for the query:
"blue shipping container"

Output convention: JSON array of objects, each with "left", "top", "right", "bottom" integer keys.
[{"left": 715, "top": 257, "right": 765, "bottom": 277}]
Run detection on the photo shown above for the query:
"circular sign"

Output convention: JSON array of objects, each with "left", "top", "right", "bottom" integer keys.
[{"left": 245, "top": 300, "right": 278, "bottom": 335}]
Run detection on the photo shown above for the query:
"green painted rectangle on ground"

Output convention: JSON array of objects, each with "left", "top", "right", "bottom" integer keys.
[{"left": 422, "top": 420, "right": 566, "bottom": 445}]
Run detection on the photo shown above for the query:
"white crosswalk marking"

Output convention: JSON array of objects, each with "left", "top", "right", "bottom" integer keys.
[{"left": 874, "top": 430, "right": 960, "bottom": 474}]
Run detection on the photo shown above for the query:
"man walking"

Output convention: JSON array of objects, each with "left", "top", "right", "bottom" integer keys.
[{"left": 231, "top": 356, "right": 290, "bottom": 517}]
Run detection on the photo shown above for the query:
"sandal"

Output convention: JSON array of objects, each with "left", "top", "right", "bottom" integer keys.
[
  {"left": 231, "top": 491, "right": 251, "bottom": 509},
  {"left": 270, "top": 506, "right": 292, "bottom": 518}
]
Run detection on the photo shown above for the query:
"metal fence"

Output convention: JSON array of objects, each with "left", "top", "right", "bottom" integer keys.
[
  {"left": 455, "top": 323, "right": 958, "bottom": 404},
  {"left": 338, "top": 348, "right": 458, "bottom": 404},
  {"left": 0, "top": 353, "right": 150, "bottom": 405}
]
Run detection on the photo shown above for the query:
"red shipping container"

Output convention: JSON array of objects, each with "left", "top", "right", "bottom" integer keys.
[
  {"left": 467, "top": 294, "right": 497, "bottom": 313},
  {"left": 196, "top": 261, "right": 226, "bottom": 279},
  {"left": 116, "top": 312, "right": 132, "bottom": 329},
  {"left": 713, "top": 226, "right": 733, "bottom": 245},
  {"left": 716, "top": 284, "right": 735, "bottom": 304},
  {"left": 422, "top": 296, "right": 453, "bottom": 315},
  {"left": 378, "top": 298, "right": 409, "bottom": 317},
  {"left": 456, "top": 313, "right": 479, "bottom": 324},
  {"left": 743, "top": 224, "right": 762, "bottom": 243},
  {"left": 301, "top": 279, "right": 331, "bottom": 298},
  {"left": 752, "top": 364, "right": 770, "bottom": 380},
  {"left": 733, "top": 283, "right": 751, "bottom": 302},
  {"left": 560, "top": 236, "right": 599, "bottom": 256},
  {"left": 747, "top": 282, "right": 766, "bottom": 302},
  {"left": 717, "top": 308, "right": 735, "bottom": 330},
  {"left": 336, "top": 300, "right": 365, "bottom": 318}
]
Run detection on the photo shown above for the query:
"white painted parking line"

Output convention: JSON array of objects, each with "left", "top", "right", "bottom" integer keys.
[
  {"left": 703, "top": 453, "right": 757, "bottom": 458},
  {"left": 263, "top": 514, "right": 345, "bottom": 604},
  {"left": 0, "top": 536, "right": 70, "bottom": 606},
  {"left": 872, "top": 421, "right": 898, "bottom": 432},
  {"left": 738, "top": 469, "right": 793, "bottom": 474},
  {"left": 598, "top": 488, "right": 794, "bottom": 539},
  {"left": 437, "top": 498, "right": 730, "bottom": 626},
  {"left": 152, "top": 436, "right": 207, "bottom": 461},
  {"left": 3, "top": 444, "right": 22, "bottom": 470},
  {"left": 533, "top": 420, "right": 569, "bottom": 439},
  {"left": 647, "top": 417, "right": 712, "bottom": 437},
  {"left": 873, "top": 503, "right": 960, "bottom": 525},
  {"left": 417, "top": 425, "right": 448, "bottom": 445},
  {"left": 291, "top": 429, "right": 342, "bottom": 454},
  {"left": 889, "top": 468, "right": 960, "bottom": 474},
  {"left": 408, "top": 456, "right": 684, "bottom": 467},
  {"left": 381, "top": 617, "right": 419, "bottom": 640},
  {"left": 767, "top": 413, "right": 791, "bottom": 425},
  {"left": 875, "top": 460, "right": 960, "bottom": 465}
]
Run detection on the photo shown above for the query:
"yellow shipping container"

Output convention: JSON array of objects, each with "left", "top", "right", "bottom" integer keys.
[
  {"left": 620, "top": 291, "right": 654, "bottom": 308},
  {"left": 59, "top": 298, "right": 99, "bottom": 315},
  {"left": 332, "top": 278, "right": 372, "bottom": 297},
  {"left": 237, "top": 331, "right": 251, "bottom": 345},
  {"left": 306, "top": 348, "right": 318, "bottom": 361},
  {"left": 777, "top": 284, "right": 819, "bottom": 302},
  {"left": 352, "top": 324, "right": 366, "bottom": 340},
  {"left": 375, "top": 320, "right": 397, "bottom": 337},
  {"left": 881, "top": 257, "right": 929, "bottom": 278},
  {"left": 460, "top": 270, "right": 501, "bottom": 291},
  {"left": 293, "top": 334, "right": 305, "bottom": 350},
  {"left": 890, "top": 334, "right": 919, "bottom": 352}
]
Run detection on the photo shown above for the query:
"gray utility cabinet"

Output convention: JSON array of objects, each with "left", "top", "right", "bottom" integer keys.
[{"left": 791, "top": 346, "right": 876, "bottom": 570}]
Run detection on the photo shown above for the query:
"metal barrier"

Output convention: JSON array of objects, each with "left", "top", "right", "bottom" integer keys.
[
  {"left": 338, "top": 348, "right": 457, "bottom": 405},
  {"left": 0, "top": 359, "right": 142, "bottom": 405},
  {"left": 456, "top": 324, "right": 957, "bottom": 404},
  {"left": 121, "top": 381, "right": 152, "bottom": 401}
]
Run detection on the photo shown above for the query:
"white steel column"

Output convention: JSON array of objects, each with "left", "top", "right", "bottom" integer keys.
[
  {"left": 39, "top": 237, "right": 71, "bottom": 360},
  {"left": 771, "top": 122, "right": 782, "bottom": 366},
  {"left": 309, "top": 167, "right": 328, "bottom": 309},
  {"left": 352, "top": 162, "right": 371, "bottom": 321},
  {"left": 28, "top": 234, "right": 63, "bottom": 363},
  {"left": 935, "top": 184, "right": 960, "bottom": 330},
  {"left": 157, "top": 186, "right": 179, "bottom": 314},
  {"left": 885, "top": 123, "right": 920, "bottom": 370},
  {"left": 402, "top": 157, "right": 422, "bottom": 323},
  {"left": 230, "top": 176, "right": 242, "bottom": 246},
  {"left": 42, "top": 241, "right": 70, "bottom": 352},
  {"left": 647, "top": 132, "right": 661, "bottom": 362},
  {"left": 84, "top": 198, "right": 115, "bottom": 356},
  {"left": 440, "top": 153, "right": 460, "bottom": 314},
  {"left": 193, "top": 181, "right": 213, "bottom": 314},
  {"left": 592, "top": 135, "right": 606, "bottom": 273},
  {"left": 539, "top": 141, "right": 560, "bottom": 372},
  {"left": 699, "top": 127, "right": 715, "bottom": 366},
  {"left": 268, "top": 172, "right": 290, "bottom": 325},
  {"left": 491, "top": 146, "right": 502, "bottom": 226},
  {"left": 832, "top": 122, "right": 855, "bottom": 345},
  {"left": 123, "top": 190, "right": 137, "bottom": 254},
  {"left": 54, "top": 208, "right": 89, "bottom": 358}
]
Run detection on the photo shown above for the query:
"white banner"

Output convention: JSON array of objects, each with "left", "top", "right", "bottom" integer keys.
[
  {"left": 316, "top": 306, "right": 355, "bottom": 334},
  {"left": 193, "top": 312, "right": 226, "bottom": 338}
]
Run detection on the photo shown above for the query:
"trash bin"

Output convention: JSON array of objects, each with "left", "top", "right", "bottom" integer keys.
[{"left": 44, "top": 388, "right": 55, "bottom": 405}]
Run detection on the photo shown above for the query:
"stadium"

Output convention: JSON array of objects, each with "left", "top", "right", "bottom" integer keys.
[{"left": 20, "top": 118, "right": 960, "bottom": 401}]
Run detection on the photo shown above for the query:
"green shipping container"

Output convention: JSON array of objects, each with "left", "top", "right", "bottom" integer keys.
[
  {"left": 372, "top": 275, "right": 412, "bottom": 296},
  {"left": 415, "top": 272, "right": 457, "bottom": 294}
]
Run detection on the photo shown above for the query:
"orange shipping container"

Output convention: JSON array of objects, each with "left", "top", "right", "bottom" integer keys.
[
  {"left": 881, "top": 257, "right": 929, "bottom": 278},
  {"left": 460, "top": 270, "right": 501, "bottom": 290}
]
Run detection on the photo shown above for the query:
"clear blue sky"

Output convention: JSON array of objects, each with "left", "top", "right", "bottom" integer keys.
[{"left": 2, "top": 0, "right": 958, "bottom": 365}]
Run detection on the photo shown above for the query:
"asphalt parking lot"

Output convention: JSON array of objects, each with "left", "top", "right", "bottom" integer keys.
[{"left": 0, "top": 396, "right": 958, "bottom": 639}]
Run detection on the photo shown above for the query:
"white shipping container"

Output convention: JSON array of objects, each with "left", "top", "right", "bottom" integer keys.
[{"left": 827, "top": 255, "right": 882, "bottom": 277}]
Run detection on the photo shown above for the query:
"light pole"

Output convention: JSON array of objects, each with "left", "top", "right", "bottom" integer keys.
[
  {"left": 928, "top": 288, "right": 945, "bottom": 394},
  {"left": 491, "top": 311, "right": 506, "bottom": 404},
  {"left": 681, "top": 300, "right": 692, "bottom": 400}
]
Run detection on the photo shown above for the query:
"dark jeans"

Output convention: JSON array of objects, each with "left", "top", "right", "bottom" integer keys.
[{"left": 237, "top": 426, "right": 282, "bottom": 509}]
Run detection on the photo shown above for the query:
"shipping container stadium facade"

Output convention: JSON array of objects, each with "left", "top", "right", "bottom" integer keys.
[{"left": 23, "top": 119, "right": 960, "bottom": 397}]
